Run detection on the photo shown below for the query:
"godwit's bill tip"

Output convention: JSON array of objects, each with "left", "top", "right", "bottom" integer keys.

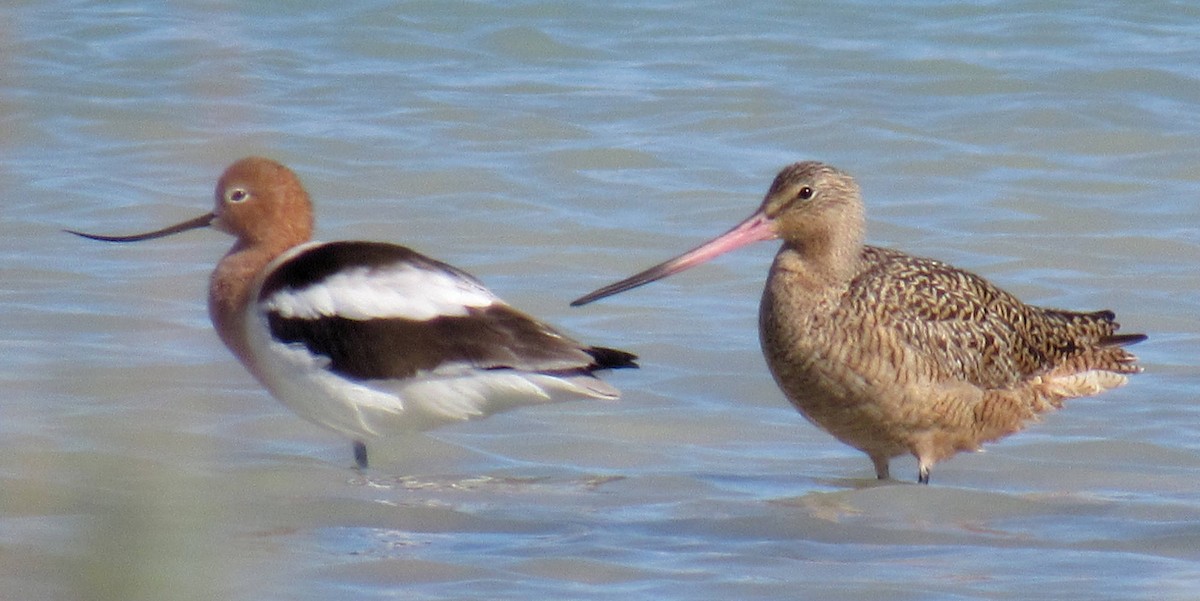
[
  {"left": 66, "top": 212, "right": 216, "bottom": 243},
  {"left": 571, "top": 209, "right": 777, "bottom": 306}
]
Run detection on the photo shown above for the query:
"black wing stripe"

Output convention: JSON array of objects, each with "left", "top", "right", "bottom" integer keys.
[{"left": 266, "top": 304, "right": 620, "bottom": 381}]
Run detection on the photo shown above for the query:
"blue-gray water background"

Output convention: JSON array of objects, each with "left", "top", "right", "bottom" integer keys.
[{"left": 3, "top": 2, "right": 1200, "bottom": 599}]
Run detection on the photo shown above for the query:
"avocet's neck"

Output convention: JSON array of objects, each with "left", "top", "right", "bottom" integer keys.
[{"left": 207, "top": 238, "right": 299, "bottom": 373}]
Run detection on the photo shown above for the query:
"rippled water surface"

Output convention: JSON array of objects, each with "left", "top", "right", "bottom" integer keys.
[{"left": 4, "top": 2, "right": 1200, "bottom": 600}]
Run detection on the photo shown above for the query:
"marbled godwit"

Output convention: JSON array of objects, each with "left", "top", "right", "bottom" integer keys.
[
  {"left": 70, "top": 157, "right": 637, "bottom": 469},
  {"left": 573, "top": 161, "right": 1144, "bottom": 484}
]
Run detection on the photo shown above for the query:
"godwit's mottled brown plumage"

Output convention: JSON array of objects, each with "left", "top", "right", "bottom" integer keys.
[{"left": 573, "top": 161, "right": 1145, "bottom": 484}]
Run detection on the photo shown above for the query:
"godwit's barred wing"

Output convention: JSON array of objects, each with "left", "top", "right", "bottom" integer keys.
[{"left": 842, "top": 245, "right": 1143, "bottom": 389}]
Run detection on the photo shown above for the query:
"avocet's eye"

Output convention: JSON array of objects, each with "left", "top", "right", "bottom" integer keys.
[
  {"left": 797, "top": 186, "right": 814, "bottom": 200},
  {"left": 226, "top": 187, "right": 250, "bottom": 203}
]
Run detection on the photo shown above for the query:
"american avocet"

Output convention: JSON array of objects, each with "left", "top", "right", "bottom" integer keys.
[
  {"left": 573, "top": 161, "right": 1144, "bottom": 484},
  {"left": 71, "top": 157, "right": 637, "bottom": 469}
]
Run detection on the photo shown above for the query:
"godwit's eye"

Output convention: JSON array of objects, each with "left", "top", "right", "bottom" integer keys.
[
  {"left": 226, "top": 188, "right": 250, "bottom": 203},
  {"left": 797, "top": 186, "right": 814, "bottom": 200}
]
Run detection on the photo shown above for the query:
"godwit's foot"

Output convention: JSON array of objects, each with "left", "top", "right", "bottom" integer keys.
[{"left": 354, "top": 440, "right": 369, "bottom": 469}]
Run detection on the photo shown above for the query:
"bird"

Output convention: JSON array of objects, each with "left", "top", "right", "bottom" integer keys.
[
  {"left": 69, "top": 156, "right": 637, "bottom": 469},
  {"left": 572, "top": 160, "right": 1144, "bottom": 484}
]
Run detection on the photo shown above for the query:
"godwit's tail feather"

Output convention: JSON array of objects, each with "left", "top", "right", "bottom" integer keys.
[{"left": 1101, "top": 332, "right": 1148, "bottom": 348}]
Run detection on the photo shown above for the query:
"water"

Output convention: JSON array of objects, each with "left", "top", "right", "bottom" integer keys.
[{"left": 3, "top": 1, "right": 1199, "bottom": 599}]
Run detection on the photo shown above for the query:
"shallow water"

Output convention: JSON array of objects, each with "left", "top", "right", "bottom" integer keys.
[{"left": 3, "top": 1, "right": 1200, "bottom": 600}]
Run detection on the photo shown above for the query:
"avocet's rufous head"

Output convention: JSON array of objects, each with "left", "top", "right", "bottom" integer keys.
[{"left": 66, "top": 157, "right": 315, "bottom": 251}]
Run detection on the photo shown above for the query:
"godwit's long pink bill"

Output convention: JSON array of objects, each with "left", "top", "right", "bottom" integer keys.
[
  {"left": 570, "top": 210, "right": 777, "bottom": 306},
  {"left": 70, "top": 157, "right": 637, "bottom": 470}
]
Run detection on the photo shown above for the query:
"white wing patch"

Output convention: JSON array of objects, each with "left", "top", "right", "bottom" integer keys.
[{"left": 264, "top": 262, "right": 497, "bottom": 322}]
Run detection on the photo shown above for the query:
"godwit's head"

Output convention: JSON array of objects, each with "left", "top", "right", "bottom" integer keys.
[{"left": 571, "top": 161, "right": 864, "bottom": 306}]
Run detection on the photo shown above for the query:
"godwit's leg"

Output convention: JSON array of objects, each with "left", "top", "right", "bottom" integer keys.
[
  {"left": 917, "top": 462, "right": 932, "bottom": 485},
  {"left": 870, "top": 454, "right": 891, "bottom": 480}
]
